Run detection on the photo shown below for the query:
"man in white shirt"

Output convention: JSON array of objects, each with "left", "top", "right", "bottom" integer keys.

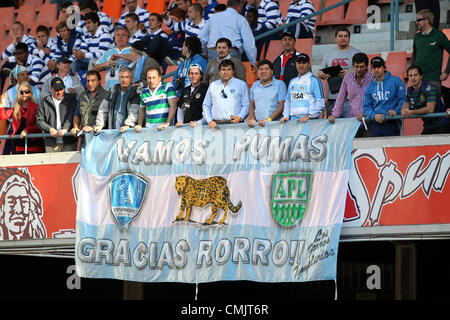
[{"left": 202, "top": 59, "right": 250, "bottom": 130}]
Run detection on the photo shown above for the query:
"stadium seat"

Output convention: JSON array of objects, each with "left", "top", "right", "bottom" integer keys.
[
  {"left": 16, "top": 5, "right": 38, "bottom": 31},
  {"left": 0, "top": 6, "right": 16, "bottom": 29},
  {"left": 344, "top": 0, "right": 368, "bottom": 25},
  {"left": 36, "top": 3, "right": 58, "bottom": 27},
  {"left": 441, "top": 29, "right": 450, "bottom": 89},
  {"left": 164, "top": 65, "right": 178, "bottom": 84},
  {"left": 102, "top": 0, "right": 122, "bottom": 19},
  {"left": 24, "top": 0, "right": 44, "bottom": 6},
  {"left": 243, "top": 61, "right": 257, "bottom": 88},
  {"left": 216, "top": 0, "right": 227, "bottom": 4},
  {"left": 385, "top": 51, "right": 407, "bottom": 80},
  {"left": 316, "top": 0, "right": 345, "bottom": 26},
  {"left": 147, "top": 0, "right": 165, "bottom": 15},
  {"left": 264, "top": 38, "right": 313, "bottom": 63},
  {"left": 366, "top": 53, "right": 382, "bottom": 62},
  {"left": 279, "top": 0, "right": 290, "bottom": 17}
]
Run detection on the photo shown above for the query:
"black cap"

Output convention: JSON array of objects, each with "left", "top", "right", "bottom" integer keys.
[
  {"left": 296, "top": 53, "right": 310, "bottom": 63},
  {"left": 370, "top": 56, "right": 385, "bottom": 68},
  {"left": 51, "top": 77, "right": 65, "bottom": 90},
  {"left": 57, "top": 57, "right": 71, "bottom": 64},
  {"left": 131, "top": 40, "right": 147, "bottom": 54},
  {"left": 281, "top": 31, "right": 295, "bottom": 40}
]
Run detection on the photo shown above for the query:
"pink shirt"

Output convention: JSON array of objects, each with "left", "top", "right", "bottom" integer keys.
[{"left": 332, "top": 70, "right": 374, "bottom": 117}]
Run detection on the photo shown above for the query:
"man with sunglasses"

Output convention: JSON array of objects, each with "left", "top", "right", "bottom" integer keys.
[
  {"left": 36, "top": 77, "right": 77, "bottom": 152},
  {"left": 202, "top": 59, "right": 250, "bottom": 130},
  {"left": 411, "top": 9, "right": 450, "bottom": 94}
]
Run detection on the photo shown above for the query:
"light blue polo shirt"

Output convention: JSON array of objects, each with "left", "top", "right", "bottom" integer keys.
[
  {"left": 250, "top": 77, "right": 287, "bottom": 121},
  {"left": 95, "top": 47, "right": 132, "bottom": 90}
]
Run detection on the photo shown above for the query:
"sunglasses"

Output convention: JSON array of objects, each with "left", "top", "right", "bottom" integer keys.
[
  {"left": 221, "top": 89, "right": 227, "bottom": 99},
  {"left": 20, "top": 89, "right": 31, "bottom": 95},
  {"left": 416, "top": 18, "right": 425, "bottom": 22}
]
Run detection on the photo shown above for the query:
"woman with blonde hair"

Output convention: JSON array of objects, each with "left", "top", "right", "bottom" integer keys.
[{"left": 0, "top": 82, "right": 43, "bottom": 154}]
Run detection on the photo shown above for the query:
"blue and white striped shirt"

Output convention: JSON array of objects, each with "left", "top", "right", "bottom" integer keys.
[
  {"left": 117, "top": 6, "right": 150, "bottom": 30},
  {"left": 203, "top": 0, "right": 218, "bottom": 20},
  {"left": 75, "top": 26, "right": 114, "bottom": 60},
  {"left": 166, "top": 17, "right": 207, "bottom": 39},
  {"left": 24, "top": 54, "right": 50, "bottom": 89},
  {"left": 50, "top": 32, "right": 81, "bottom": 63},
  {"left": 285, "top": 0, "right": 316, "bottom": 36},
  {"left": 76, "top": 11, "right": 115, "bottom": 36},
  {"left": 245, "top": 0, "right": 282, "bottom": 30},
  {"left": 2, "top": 35, "right": 38, "bottom": 62},
  {"left": 32, "top": 37, "right": 57, "bottom": 65},
  {"left": 129, "top": 29, "right": 147, "bottom": 44}
]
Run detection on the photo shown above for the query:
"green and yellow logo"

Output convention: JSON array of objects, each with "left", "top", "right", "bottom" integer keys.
[{"left": 271, "top": 173, "right": 311, "bottom": 227}]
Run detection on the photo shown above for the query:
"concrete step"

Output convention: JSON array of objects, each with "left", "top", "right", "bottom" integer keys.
[{"left": 359, "top": 20, "right": 411, "bottom": 34}]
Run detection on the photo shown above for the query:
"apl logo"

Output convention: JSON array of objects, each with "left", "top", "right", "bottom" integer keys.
[
  {"left": 108, "top": 172, "right": 149, "bottom": 230},
  {"left": 271, "top": 173, "right": 311, "bottom": 227}
]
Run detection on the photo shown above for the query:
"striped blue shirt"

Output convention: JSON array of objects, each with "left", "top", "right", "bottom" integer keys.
[
  {"left": 2, "top": 35, "right": 38, "bottom": 62},
  {"left": 284, "top": 72, "right": 325, "bottom": 118},
  {"left": 24, "top": 54, "right": 50, "bottom": 89},
  {"left": 32, "top": 37, "right": 56, "bottom": 65},
  {"left": 117, "top": 6, "right": 150, "bottom": 30},
  {"left": 76, "top": 11, "right": 115, "bottom": 36},
  {"left": 129, "top": 29, "right": 147, "bottom": 44},
  {"left": 75, "top": 26, "right": 114, "bottom": 60},
  {"left": 245, "top": 0, "right": 282, "bottom": 30},
  {"left": 285, "top": 0, "right": 316, "bottom": 36},
  {"left": 166, "top": 18, "right": 207, "bottom": 39}
]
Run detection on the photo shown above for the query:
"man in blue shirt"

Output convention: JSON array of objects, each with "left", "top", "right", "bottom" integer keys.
[
  {"left": 202, "top": 59, "right": 250, "bottom": 130},
  {"left": 248, "top": 59, "right": 286, "bottom": 127},
  {"left": 197, "top": 0, "right": 257, "bottom": 67}
]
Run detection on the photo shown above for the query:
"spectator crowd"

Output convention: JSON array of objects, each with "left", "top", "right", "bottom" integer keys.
[{"left": 0, "top": 0, "right": 449, "bottom": 155}]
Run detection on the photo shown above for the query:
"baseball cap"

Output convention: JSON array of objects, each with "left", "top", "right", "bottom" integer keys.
[
  {"left": 370, "top": 56, "right": 385, "bottom": 68},
  {"left": 281, "top": 31, "right": 295, "bottom": 40},
  {"left": 296, "top": 53, "right": 310, "bottom": 63},
  {"left": 188, "top": 63, "right": 203, "bottom": 74},
  {"left": 131, "top": 41, "right": 148, "bottom": 55},
  {"left": 57, "top": 57, "right": 72, "bottom": 64},
  {"left": 51, "top": 77, "right": 65, "bottom": 91}
]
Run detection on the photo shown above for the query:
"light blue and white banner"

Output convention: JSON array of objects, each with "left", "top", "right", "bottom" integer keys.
[{"left": 75, "top": 119, "right": 360, "bottom": 283}]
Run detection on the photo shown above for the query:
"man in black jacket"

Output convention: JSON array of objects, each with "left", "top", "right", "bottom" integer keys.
[
  {"left": 176, "top": 63, "right": 208, "bottom": 127},
  {"left": 36, "top": 77, "right": 77, "bottom": 152},
  {"left": 273, "top": 32, "right": 301, "bottom": 87}
]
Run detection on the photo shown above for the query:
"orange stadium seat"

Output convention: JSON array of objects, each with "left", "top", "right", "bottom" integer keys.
[
  {"left": 25, "top": 0, "right": 44, "bottom": 6},
  {"left": 279, "top": 0, "right": 290, "bottom": 17},
  {"left": 243, "top": 61, "right": 257, "bottom": 88},
  {"left": 147, "top": 0, "right": 166, "bottom": 15},
  {"left": 0, "top": 6, "right": 16, "bottom": 29},
  {"left": 386, "top": 51, "right": 407, "bottom": 80},
  {"left": 36, "top": 3, "right": 58, "bottom": 27},
  {"left": 164, "top": 65, "right": 178, "bottom": 84},
  {"left": 316, "top": 0, "right": 345, "bottom": 26},
  {"left": 102, "top": 0, "right": 122, "bottom": 19},
  {"left": 441, "top": 29, "right": 450, "bottom": 89},
  {"left": 344, "top": 0, "right": 368, "bottom": 25},
  {"left": 16, "top": 5, "right": 38, "bottom": 31},
  {"left": 366, "top": 53, "right": 382, "bottom": 62}
]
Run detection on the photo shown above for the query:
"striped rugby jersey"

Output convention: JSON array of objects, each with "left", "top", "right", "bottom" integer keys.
[
  {"left": 166, "top": 18, "right": 207, "bottom": 38},
  {"left": 285, "top": 0, "right": 316, "bottom": 35},
  {"left": 117, "top": 6, "right": 150, "bottom": 30},
  {"left": 140, "top": 82, "right": 177, "bottom": 126},
  {"left": 245, "top": 0, "right": 282, "bottom": 30},
  {"left": 75, "top": 26, "right": 114, "bottom": 60}
]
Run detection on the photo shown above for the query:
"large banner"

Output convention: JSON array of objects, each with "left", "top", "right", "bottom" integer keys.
[{"left": 75, "top": 120, "right": 360, "bottom": 283}]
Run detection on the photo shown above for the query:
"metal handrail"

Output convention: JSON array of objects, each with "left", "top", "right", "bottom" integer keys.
[{"left": 0, "top": 112, "right": 447, "bottom": 154}]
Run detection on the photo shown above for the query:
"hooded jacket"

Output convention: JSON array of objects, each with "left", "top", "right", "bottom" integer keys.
[{"left": 363, "top": 71, "right": 405, "bottom": 120}]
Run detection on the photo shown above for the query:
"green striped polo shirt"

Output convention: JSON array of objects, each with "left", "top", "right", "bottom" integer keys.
[{"left": 140, "top": 82, "right": 176, "bottom": 126}]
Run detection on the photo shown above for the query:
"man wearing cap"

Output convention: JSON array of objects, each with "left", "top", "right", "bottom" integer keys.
[
  {"left": 129, "top": 41, "right": 161, "bottom": 88},
  {"left": 273, "top": 32, "right": 302, "bottom": 87},
  {"left": 203, "top": 38, "right": 247, "bottom": 85},
  {"left": 363, "top": 56, "right": 405, "bottom": 137},
  {"left": 135, "top": 67, "right": 178, "bottom": 131},
  {"left": 94, "top": 27, "right": 133, "bottom": 90},
  {"left": 176, "top": 64, "right": 209, "bottom": 127},
  {"left": 36, "top": 77, "right": 77, "bottom": 152},
  {"left": 248, "top": 59, "right": 286, "bottom": 127},
  {"left": 202, "top": 59, "right": 250, "bottom": 130},
  {"left": 41, "top": 57, "right": 83, "bottom": 99},
  {"left": 281, "top": 53, "right": 325, "bottom": 123}
]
